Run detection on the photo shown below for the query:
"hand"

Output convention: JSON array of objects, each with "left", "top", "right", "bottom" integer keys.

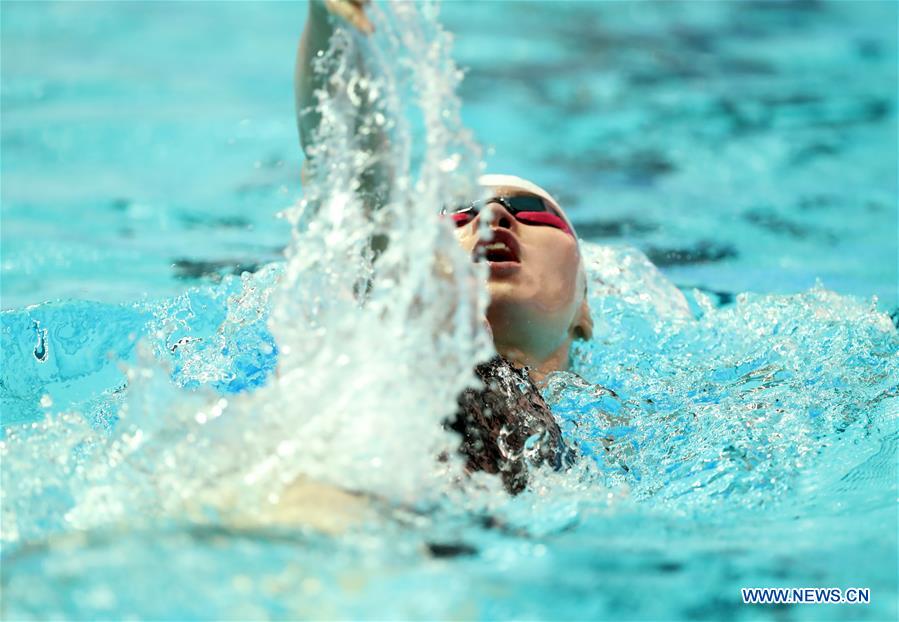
[{"left": 321, "top": 0, "right": 374, "bottom": 35}]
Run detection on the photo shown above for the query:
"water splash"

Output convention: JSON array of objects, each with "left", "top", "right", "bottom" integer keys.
[
  {"left": 2, "top": 1, "right": 491, "bottom": 544},
  {"left": 547, "top": 245, "right": 898, "bottom": 514}
]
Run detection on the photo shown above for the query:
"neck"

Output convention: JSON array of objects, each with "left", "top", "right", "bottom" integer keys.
[{"left": 494, "top": 339, "right": 571, "bottom": 386}]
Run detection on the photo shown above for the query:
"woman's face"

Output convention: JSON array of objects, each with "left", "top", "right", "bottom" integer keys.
[{"left": 451, "top": 186, "right": 585, "bottom": 358}]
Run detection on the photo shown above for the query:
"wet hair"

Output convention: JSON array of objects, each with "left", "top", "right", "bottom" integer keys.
[{"left": 447, "top": 356, "right": 572, "bottom": 494}]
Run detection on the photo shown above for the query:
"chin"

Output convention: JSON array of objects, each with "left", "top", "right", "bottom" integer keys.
[
  {"left": 486, "top": 283, "right": 536, "bottom": 326},
  {"left": 486, "top": 279, "right": 525, "bottom": 306}
]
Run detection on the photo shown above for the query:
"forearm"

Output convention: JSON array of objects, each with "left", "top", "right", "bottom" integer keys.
[
  {"left": 294, "top": 0, "right": 392, "bottom": 206},
  {"left": 295, "top": 0, "right": 337, "bottom": 156}
]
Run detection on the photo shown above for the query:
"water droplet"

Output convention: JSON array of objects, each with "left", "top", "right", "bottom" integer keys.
[
  {"left": 32, "top": 321, "right": 49, "bottom": 362},
  {"left": 439, "top": 153, "right": 460, "bottom": 172}
]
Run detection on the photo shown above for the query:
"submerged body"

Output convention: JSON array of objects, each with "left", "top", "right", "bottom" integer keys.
[{"left": 451, "top": 356, "right": 570, "bottom": 494}]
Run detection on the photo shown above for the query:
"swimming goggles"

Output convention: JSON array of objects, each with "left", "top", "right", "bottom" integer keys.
[{"left": 443, "top": 195, "right": 573, "bottom": 236}]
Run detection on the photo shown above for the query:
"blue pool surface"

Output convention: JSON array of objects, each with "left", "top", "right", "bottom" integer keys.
[{"left": 2, "top": 2, "right": 897, "bottom": 621}]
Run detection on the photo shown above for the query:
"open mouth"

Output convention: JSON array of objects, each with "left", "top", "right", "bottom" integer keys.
[
  {"left": 483, "top": 242, "right": 517, "bottom": 262},
  {"left": 474, "top": 229, "right": 521, "bottom": 264}
]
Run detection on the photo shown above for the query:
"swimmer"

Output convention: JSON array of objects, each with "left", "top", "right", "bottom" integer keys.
[
  {"left": 294, "top": 0, "right": 592, "bottom": 494},
  {"left": 297, "top": 0, "right": 593, "bottom": 380}
]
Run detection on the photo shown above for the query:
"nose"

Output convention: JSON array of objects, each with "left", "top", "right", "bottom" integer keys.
[{"left": 483, "top": 201, "right": 516, "bottom": 230}]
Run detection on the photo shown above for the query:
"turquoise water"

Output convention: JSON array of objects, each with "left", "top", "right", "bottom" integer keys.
[{"left": 2, "top": 1, "right": 897, "bottom": 620}]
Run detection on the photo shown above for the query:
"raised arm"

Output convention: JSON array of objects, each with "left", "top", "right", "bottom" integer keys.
[
  {"left": 295, "top": 0, "right": 390, "bottom": 207},
  {"left": 295, "top": 1, "right": 369, "bottom": 154}
]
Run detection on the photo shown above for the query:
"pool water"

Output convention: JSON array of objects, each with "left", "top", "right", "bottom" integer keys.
[{"left": 1, "top": 1, "right": 897, "bottom": 620}]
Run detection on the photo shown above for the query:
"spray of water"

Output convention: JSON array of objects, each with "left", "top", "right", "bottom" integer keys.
[
  {"left": 1, "top": 1, "right": 493, "bottom": 543},
  {"left": 550, "top": 246, "right": 898, "bottom": 516}
]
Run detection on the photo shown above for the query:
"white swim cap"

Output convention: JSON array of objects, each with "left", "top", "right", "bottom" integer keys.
[{"left": 477, "top": 174, "right": 576, "bottom": 237}]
